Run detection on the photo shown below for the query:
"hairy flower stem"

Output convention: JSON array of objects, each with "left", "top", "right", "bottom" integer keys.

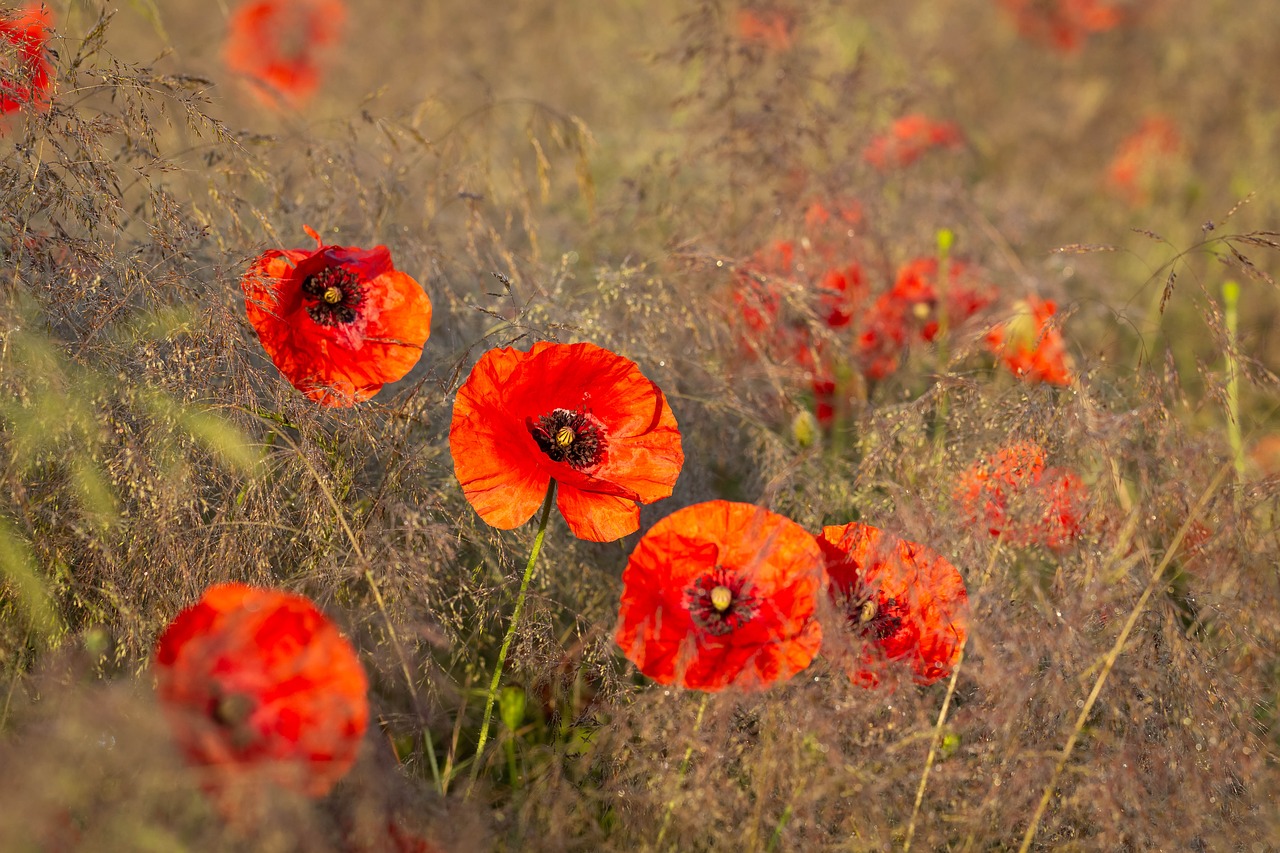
[
  {"left": 656, "top": 692, "right": 710, "bottom": 848},
  {"left": 469, "top": 479, "right": 558, "bottom": 790}
]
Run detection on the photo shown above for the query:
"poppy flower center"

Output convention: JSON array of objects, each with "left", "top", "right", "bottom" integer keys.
[
  {"left": 528, "top": 408, "right": 608, "bottom": 469},
  {"left": 685, "top": 566, "right": 758, "bottom": 635},
  {"left": 209, "top": 690, "right": 259, "bottom": 750},
  {"left": 853, "top": 594, "right": 905, "bottom": 641},
  {"left": 302, "top": 265, "right": 364, "bottom": 326}
]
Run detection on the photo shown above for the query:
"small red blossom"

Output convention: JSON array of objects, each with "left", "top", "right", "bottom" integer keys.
[
  {"left": 0, "top": 4, "right": 53, "bottom": 116},
  {"left": 954, "top": 442, "right": 1089, "bottom": 550},
  {"left": 735, "top": 8, "right": 794, "bottom": 52},
  {"left": 817, "top": 263, "right": 867, "bottom": 329},
  {"left": 986, "top": 296, "right": 1074, "bottom": 385},
  {"left": 615, "top": 500, "right": 826, "bottom": 691},
  {"left": 450, "top": 341, "right": 683, "bottom": 542},
  {"left": 224, "top": 0, "right": 346, "bottom": 108},
  {"left": 241, "top": 226, "right": 432, "bottom": 406},
  {"left": 154, "top": 583, "right": 369, "bottom": 798},
  {"left": 858, "top": 257, "right": 995, "bottom": 380},
  {"left": 999, "top": 0, "right": 1125, "bottom": 53},
  {"left": 818, "top": 522, "right": 968, "bottom": 687},
  {"left": 862, "top": 114, "right": 964, "bottom": 171},
  {"left": 1106, "top": 116, "right": 1182, "bottom": 206}
]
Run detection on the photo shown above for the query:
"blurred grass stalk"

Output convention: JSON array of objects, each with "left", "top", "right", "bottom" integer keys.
[{"left": 1222, "top": 279, "right": 1245, "bottom": 481}]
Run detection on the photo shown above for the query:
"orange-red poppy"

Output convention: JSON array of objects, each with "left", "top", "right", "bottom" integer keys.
[
  {"left": 986, "top": 296, "right": 1074, "bottom": 386},
  {"left": 0, "top": 4, "right": 53, "bottom": 116},
  {"left": 450, "top": 341, "right": 684, "bottom": 543},
  {"left": 817, "top": 522, "right": 968, "bottom": 687},
  {"left": 735, "top": 8, "right": 794, "bottom": 52},
  {"left": 223, "top": 0, "right": 346, "bottom": 109},
  {"left": 1105, "top": 116, "right": 1182, "bottom": 206},
  {"left": 954, "top": 442, "right": 1089, "bottom": 550},
  {"left": 154, "top": 583, "right": 369, "bottom": 798},
  {"left": 999, "top": 0, "right": 1125, "bottom": 53},
  {"left": 614, "top": 500, "right": 826, "bottom": 691},
  {"left": 240, "top": 225, "right": 431, "bottom": 406},
  {"left": 862, "top": 114, "right": 963, "bottom": 171}
]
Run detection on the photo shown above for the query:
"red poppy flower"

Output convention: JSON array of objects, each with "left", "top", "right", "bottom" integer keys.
[
  {"left": 857, "top": 257, "right": 994, "bottom": 379},
  {"left": 0, "top": 4, "right": 53, "bottom": 115},
  {"left": 615, "top": 500, "right": 826, "bottom": 691},
  {"left": 954, "top": 442, "right": 1088, "bottom": 550},
  {"left": 241, "top": 225, "right": 431, "bottom": 406},
  {"left": 735, "top": 8, "right": 794, "bottom": 52},
  {"left": 224, "top": 0, "right": 346, "bottom": 108},
  {"left": 986, "top": 296, "right": 1074, "bottom": 386},
  {"left": 450, "top": 341, "right": 684, "bottom": 543},
  {"left": 817, "top": 522, "right": 968, "bottom": 687},
  {"left": 999, "top": 0, "right": 1125, "bottom": 53},
  {"left": 1105, "top": 116, "right": 1182, "bottom": 206},
  {"left": 154, "top": 583, "right": 369, "bottom": 798},
  {"left": 862, "top": 114, "right": 964, "bottom": 171}
]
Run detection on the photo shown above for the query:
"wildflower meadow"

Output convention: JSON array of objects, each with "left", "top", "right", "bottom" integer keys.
[{"left": 2, "top": 1, "right": 1280, "bottom": 850}]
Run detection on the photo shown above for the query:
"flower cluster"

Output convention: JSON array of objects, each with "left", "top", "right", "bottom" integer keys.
[
  {"left": 954, "top": 441, "right": 1089, "bottom": 550},
  {"left": 154, "top": 583, "right": 369, "bottom": 799},
  {"left": 614, "top": 503, "right": 970, "bottom": 692}
]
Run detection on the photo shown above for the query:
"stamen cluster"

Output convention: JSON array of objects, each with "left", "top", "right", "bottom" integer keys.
[
  {"left": 684, "top": 565, "right": 758, "bottom": 636},
  {"left": 528, "top": 407, "right": 608, "bottom": 469},
  {"left": 302, "top": 265, "right": 364, "bottom": 326}
]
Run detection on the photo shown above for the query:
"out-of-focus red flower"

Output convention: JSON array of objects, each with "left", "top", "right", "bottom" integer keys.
[
  {"left": 450, "top": 341, "right": 683, "bottom": 543},
  {"left": 857, "top": 258, "right": 995, "bottom": 380},
  {"left": 0, "top": 4, "right": 53, "bottom": 115},
  {"left": 1106, "top": 116, "right": 1182, "bottom": 206},
  {"left": 1249, "top": 434, "right": 1280, "bottom": 478},
  {"left": 241, "top": 226, "right": 432, "bottom": 406},
  {"left": 224, "top": 0, "right": 346, "bottom": 108},
  {"left": 817, "top": 263, "right": 866, "bottom": 329},
  {"left": 735, "top": 8, "right": 794, "bottom": 52},
  {"left": 954, "top": 442, "right": 1089, "bottom": 550},
  {"left": 817, "top": 522, "right": 968, "bottom": 687},
  {"left": 615, "top": 500, "right": 826, "bottom": 691},
  {"left": 862, "top": 114, "right": 964, "bottom": 170},
  {"left": 154, "top": 583, "right": 369, "bottom": 798},
  {"left": 999, "top": 0, "right": 1125, "bottom": 53},
  {"left": 986, "top": 296, "right": 1074, "bottom": 385}
]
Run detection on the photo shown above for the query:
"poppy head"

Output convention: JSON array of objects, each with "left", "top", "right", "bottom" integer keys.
[
  {"left": 986, "top": 296, "right": 1074, "bottom": 386},
  {"left": 954, "top": 442, "right": 1089, "bottom": 550},
  {"left": 817, "top": 522, "right": 968, "bottom": 687},
  {"left": 614, "top": 500, "right": 826, "bottom": 692},
  {"left": 224, "top": 0, "right": 346, "bottom": 108},
  {"left": 999, "top": 0, "right": 1125, "bottom": 53},
  {"left": 862, "top": 114, "right": 964, "bottom": 171},
  {"left": 0, "top": 4, "right": 53, "bottom": 116},
  {"left": 241, "top": 226, "right": 431, "bottom": 406},
  {"left": 1105, "top": 116, "right": 1182, "bottom": 206},
  {"left": 153, "top": 583, "right": 369, "bottom": 798},
  {"left": 450, "top": 341, "right": 684, "bottom": 542}
]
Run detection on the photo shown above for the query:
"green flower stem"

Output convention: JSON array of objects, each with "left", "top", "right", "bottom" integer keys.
[
  {"left": 469, "top": 479, "right": 558, "bottom": 789},
  {"left": 1223, "top": 280, "right": 1245, "bottom": 482}
]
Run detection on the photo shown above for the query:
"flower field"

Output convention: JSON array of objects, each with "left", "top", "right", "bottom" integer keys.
[{"left": 1, "top": 1, "right": 1279, "bottom": 850}]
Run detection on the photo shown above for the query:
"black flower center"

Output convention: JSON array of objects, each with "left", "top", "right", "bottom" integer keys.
[
  {"left": 852, "top": 593, "right": 905, "bottom": 641},
  {"left": 528, "top": 408, "right": 608, "bottom": 469},
  {"left": 685, "top": 566, "right": 758, "bottom": 636},
  {"left": 209, "top": 690, "right": 259, "bottom": 750},
  {"left": 302, "top": 265, "right": 364, "bottom": 326}
]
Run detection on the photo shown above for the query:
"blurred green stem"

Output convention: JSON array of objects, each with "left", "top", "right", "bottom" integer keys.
[
  {"left": 469, "top": 479, "right": 558, "bottom": 790},
  {"left": 1223, "top": 280, "right": 1245, "bottom": 482}
]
